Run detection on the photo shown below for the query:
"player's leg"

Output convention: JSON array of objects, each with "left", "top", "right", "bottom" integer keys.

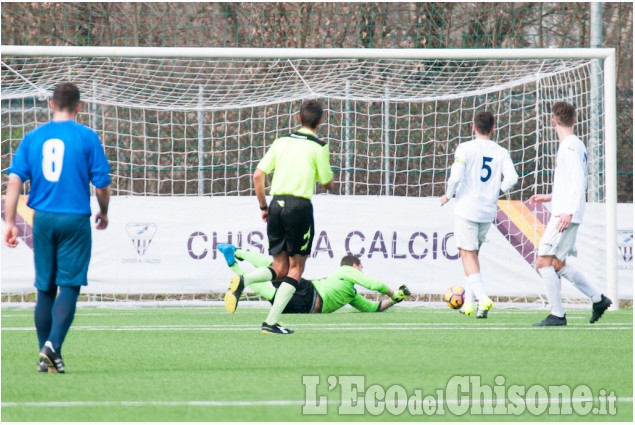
[
  {"left": 460, "top": 249, "right": 492, "bottom": 317},
  {"left": 262, "top": 196, "right": 313, "bottom": 334},
  {"left": 454, "top": 217, "right": 492, "bottom": 317},
  {"left": 263, "top": 253, "right": 306, "bottom": 332},
  {"left": 32, "top": 211, "right": 59, "bottom": 372},
  {"left": 533, "top": 218, "right": 567, "bottom": 326},
  {"left": 40, "top": 214, "right": 91, "bottom": 373},
  {"left": 47, "top": 285, "right": 81, "bottom": 356},
  {"left": 552, "top": 227, "right": 612, "bottom": 323},
  {"left": 34, "top": 285, "right": 57, "bottom": 372},
  {"left": 218, "top": 243, "right": 274, "bottom": 273},
  {"left": 235, "top": 249, "right": 274, "bottom": 268},
  {"left": 224, "top": 200, "right": 289, "bottom": 314}
]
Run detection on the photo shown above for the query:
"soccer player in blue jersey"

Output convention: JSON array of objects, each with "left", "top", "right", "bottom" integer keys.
[{"left": 4, "top": 82, "right": 111, "bottom": 373}]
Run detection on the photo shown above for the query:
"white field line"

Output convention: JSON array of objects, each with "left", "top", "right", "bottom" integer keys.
[
  {"left": 2, "top": 396, "right": 633, "bottom": 408},
  {"left": 2, "top": 323, "right": 632, "bottom": 332}
]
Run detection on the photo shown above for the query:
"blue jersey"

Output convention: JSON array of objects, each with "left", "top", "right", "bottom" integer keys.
[{"left": 8, "top": 120, "right": 111, "bottom": 215}]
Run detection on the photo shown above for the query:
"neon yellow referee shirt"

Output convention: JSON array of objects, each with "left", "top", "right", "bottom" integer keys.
[{"left": 257, "top": 128, "right": 333, "bottom": 200}]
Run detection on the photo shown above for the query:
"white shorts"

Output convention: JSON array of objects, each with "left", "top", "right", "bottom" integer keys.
[
  {"left": 537, "top": 217, "right": 579, "bottom": 260},
  {"left": 454, "top": 216, "right": 490, "bottom": 251}
]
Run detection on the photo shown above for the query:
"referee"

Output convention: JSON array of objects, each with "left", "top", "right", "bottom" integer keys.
[{"left": 224, "top": 99, "right": 334, "bottom": 334}]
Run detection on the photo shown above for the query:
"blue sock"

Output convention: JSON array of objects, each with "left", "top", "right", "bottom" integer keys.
[
  {"left": 48, "top": 286, "right": 81, "bottom": 355},
  {"left": 34, "top": 286, "right": 57, "bottom": 351}
]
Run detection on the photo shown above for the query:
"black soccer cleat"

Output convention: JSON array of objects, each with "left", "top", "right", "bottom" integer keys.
[
  {"left": 590, "top": 295, "right": 612, "bottom": 323},
  {"left": 261, "top": 322, "right": 294, "bottom": 335},
  {"left": 38, "top": 360, "right": 50, "bottom": 373},
  {"left": 533, "top": 314, "right": 567, "bottom": 327},
  {"left": 224, "top": 275, "right": 244, "bottom": 314},
  {"left": 39, "top": 341, "right": 65, "bottom": 373}
]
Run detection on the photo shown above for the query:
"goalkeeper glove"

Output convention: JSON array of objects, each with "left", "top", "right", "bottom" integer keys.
[{"left": 390, "top": 284, "right": 411, "bottom": 304}]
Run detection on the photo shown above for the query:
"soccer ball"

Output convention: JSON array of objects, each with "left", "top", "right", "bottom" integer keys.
[{"left": 443, "top": 286, "right": 465, "bottom": 309}]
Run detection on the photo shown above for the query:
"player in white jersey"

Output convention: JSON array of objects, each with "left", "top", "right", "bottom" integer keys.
[
  {"left": 441, "top": 111, "right": 518, "bottom": 318},
  {"left": 530, "top": 101, "right": 612, "bottom": 326}
]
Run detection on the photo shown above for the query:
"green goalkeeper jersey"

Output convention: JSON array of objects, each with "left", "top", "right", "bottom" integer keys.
[{"left": 312, "top": 265, "right": 390, "bottom": 314}]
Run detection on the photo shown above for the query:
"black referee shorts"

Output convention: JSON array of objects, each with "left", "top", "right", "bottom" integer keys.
[{"left": 267, "top": 195, "right": 314, "bottom": 257}]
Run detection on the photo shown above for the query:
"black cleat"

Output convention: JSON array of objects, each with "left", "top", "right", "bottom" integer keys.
[
  {"left": 39, "top": 341, "right": 65, "bottom": 373},
  {"left": 590, "top": 295, "right": 612, "bottom": 323},
  {"left": 224, "top": 275, "right": 244, "bottom": 314},
  {"left": 38, "top": 360, "right": 50, "bottom": 373},
  {"left": 261, "top": 322, "right": 294, "bottom": 335},
  {"left": 533, "top": 314, "right": 567, "bottom": 327}
]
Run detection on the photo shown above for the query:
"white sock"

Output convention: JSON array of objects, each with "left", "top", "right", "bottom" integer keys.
[
  {"left": 557, "top": 264, "right": 602, "bottom": 303},
  {"left": 463, "top": 283, "right": 475, "bottom": 305},
  {"left": 539, "top": 266, "right": 564, "bottom": 317},
  {"left": 467, "top": 273, "right": 489, "bottom": 303}
]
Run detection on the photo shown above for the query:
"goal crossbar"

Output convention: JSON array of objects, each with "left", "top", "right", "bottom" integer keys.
[{"left": 0, "top": 45, "right": 616, "bottom": 60}]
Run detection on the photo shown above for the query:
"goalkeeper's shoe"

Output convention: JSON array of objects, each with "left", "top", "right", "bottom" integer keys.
[
  {"left": 224, "top": 275, "right": 244, "bottom": 314},
  {"left": 476, "top": 297, "right": 493, "bottom": 319},
  {"left": 261, "top": 322, "right": 294, "bottom": 335},
  {"left": 390, "top": 285, "right": 411, "bottom": 303},
  {"left": 459, "top": 302, "right": 475, "bottom": 316},
  {"left": 217, "top": 243, "right": 237, "bottom": 267},
  {"left": 39, "top": 341, "right": 65, "bottom": 373}
]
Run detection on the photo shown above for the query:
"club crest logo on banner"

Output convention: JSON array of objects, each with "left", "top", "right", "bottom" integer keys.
[
  {"left": 617, "top": 229, "right": 633, "bottom": 266},
  {"left": 126, "top": 223, "right": 157, "bottom": 256}
]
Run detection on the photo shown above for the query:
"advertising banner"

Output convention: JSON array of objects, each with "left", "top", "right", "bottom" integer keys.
[{"left": 1, "top": 196, "right": 632, "bottom": 299}]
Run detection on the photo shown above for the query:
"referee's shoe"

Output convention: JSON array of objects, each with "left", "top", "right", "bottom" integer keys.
[{"left": 262, "top": 322, "right": 294, "bottom": 334}]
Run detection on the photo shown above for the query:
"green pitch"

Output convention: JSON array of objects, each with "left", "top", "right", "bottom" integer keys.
[{"left": 1, "top": 306, "right": 632, "bottom": 422}]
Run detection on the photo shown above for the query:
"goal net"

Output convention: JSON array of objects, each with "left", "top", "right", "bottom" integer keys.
[{"left": 0, "top": 47, "right": 618, "bottom": 307}]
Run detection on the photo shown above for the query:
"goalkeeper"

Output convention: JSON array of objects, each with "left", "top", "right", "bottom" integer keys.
[{"left": 218, "top": 244, "right": 410, "bottom": 314}]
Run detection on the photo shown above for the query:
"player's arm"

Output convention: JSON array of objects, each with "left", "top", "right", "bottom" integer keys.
[
  {"left": 529, "top": 193, "right": 552, "bottom": 204},
  {"left": 347, "top": 267, "right": 390, "bottom": 295},
  {"left": 3, "top": 175, "right": 22, "bottom": 247},
  {"left": 317, "top": 143, "right": 334, "bottom": 191},
  {"left": 4, "top": 136, "right": 30, "bottom": 247},
  {"left": 95, "top": 186, "right": 110, "bottom": 230},
  {"left": 500, "top": 151, "right": 519, "bottom": 194},
  {"left": 88, "top": 132, "right": 111, "bottom": 230},
  {"left": 350, "top": 284, "right": 410, "bottom": 312},
  {"left": 554, "top": 148, "right": 584, "bottom": 231},
  {"left": 253, "top": 168, "right": 268, "bottom": 221},
  {"left": 254, "top": 144, "right": 276, "bottom": 221},
  {"left": 441, "top": 145, "right": 466, "bottom": 206},
  {"left": 349, "top": 293, "right": 381, "bottom": 312}
]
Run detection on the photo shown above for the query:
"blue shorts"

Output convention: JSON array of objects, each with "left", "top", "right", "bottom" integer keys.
[{"left": 33, "top": 211, "right": 91, "bottom": 290}]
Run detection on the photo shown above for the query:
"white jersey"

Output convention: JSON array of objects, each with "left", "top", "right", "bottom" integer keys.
[
  {"left": 445, "top": 138, "right": 518, "bottom": 223},
  {"left": 551, "top": 134, "right": 587, "bottom": 223}
]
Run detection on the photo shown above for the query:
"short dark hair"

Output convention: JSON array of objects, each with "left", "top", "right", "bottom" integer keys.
[
  {"left": 474, "top": 111, "right": 495, "bottom": 134},
  {"left": 340, "top": 255, "right": 361, "bottom": 267},
  {"left": 52, "top": 82, "right": 80, "bottom": 112},
  {"left": 300, "top": 99, "right": 323, "bottom": 129},
  {"left": 552, "top": 101, "right": 576, "bottom": 127}
]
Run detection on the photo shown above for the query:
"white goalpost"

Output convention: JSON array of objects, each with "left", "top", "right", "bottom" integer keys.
[{"left": 0, "top": 46, "right": 618, "bottom": 307}]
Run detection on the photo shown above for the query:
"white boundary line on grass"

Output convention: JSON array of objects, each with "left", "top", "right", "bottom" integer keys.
[
  {"left": 2, "top": 396, "right": 633, "bottom": 408},
  {"left": 2, "top": 324, "right": 632, "bottom": 331}
]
